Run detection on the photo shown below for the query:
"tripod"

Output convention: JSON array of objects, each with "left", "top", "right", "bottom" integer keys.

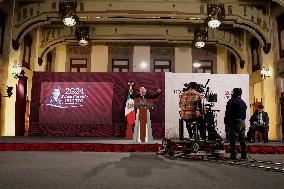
[
  {"left": 179, "top": 118, "right": 200, "bottom": 141},
  {"left": 202, "top": 104, "right": 221, "bottom": 141}
]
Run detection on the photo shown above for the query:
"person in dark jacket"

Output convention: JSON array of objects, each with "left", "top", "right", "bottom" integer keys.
[
  {"left": 129, "top": 86, "right": 161, "bottom": 100},
  {"left": 224, "top": 88, "right": 247, "bottom": 160},
  {"left": 247, "top": 105, "right": 269, "bottom": 143}
]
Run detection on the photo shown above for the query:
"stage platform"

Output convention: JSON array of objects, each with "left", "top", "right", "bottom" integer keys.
[{"left": 0, "top": 137, "right": 283, "bottom": 154}]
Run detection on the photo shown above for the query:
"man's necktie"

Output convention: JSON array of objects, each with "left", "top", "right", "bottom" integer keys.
[{"left": 259, "top": 113, "right": 262, "bottom": 124}]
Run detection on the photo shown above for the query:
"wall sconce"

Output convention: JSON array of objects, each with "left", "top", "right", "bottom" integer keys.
[
  {"left": 2, "top": 86, "right": 13, "bottom": 98},
  {"left": 75, "top": 26, "right": 89, "bottom": 46},
  {"left": 11, "top": 64, "right": 25, "bottom": 79},
  {"left": 194, "top": 28, "right": 208, "bottom": 48},
  {"left": 207, "top": 4, "right": 225, "bottom": 28},
  {"left": 260, "top": 67, "right": 271, "bottom": 79},
  {"left": 59, "top": 2, "right": 78, "bottom": 27},
  {"left": 140, "top": 61, "right": 148, "bottom": 69}
]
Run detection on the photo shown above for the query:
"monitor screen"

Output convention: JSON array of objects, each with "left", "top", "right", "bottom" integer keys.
[{"left": 39, "top": 82, "right": 113, "bottom": 124}]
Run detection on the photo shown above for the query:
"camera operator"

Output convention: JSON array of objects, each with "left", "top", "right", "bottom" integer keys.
[
  {"left": 179, "top": 82, "right": 202, "bottom": 139},
  {"left": 224, "top": 88, "right": 247, "bottom": 160}
]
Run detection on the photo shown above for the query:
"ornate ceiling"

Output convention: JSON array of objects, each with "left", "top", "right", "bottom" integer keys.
[{"left": 6, "top": 0, "right": 284, "bottom": 65}]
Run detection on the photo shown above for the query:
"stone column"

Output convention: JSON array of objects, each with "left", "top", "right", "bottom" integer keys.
[
  {"left": 217, "top": 47, "right": 228, "bottom": 74},
  {"left": 91, "top": 45, "right": 108, "bottom": 72},
  {"left": 54, "top": 45, "right": 66, "bottom": 72},
  {"left": 175, "top": 46, "right": 192, "bottom": 73}
]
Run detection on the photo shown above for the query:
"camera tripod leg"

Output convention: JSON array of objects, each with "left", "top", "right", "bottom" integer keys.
[
  {"left": 194, "top": 122, "right": 199, "bottom": 142},
  {"left": 179, "top": 118, "right": 184, "bottom": 141}
]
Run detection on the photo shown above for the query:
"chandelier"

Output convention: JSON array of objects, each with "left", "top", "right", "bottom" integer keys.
[
  {"left": 75, "top": 27, "right": 89, "bottom": 46},
  {"left": 194, "top": 28, "right": 208, "bottom": 48},
  {"left": 59, "top": 2, "right": 78, "bottom": 27},
  {"left": 207, "top": 4, "right": 225, "bottom": 28}
]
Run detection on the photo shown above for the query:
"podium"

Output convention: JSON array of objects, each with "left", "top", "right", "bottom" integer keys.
[{"left": 133, "top": 98, "right": 154, "bottom": 142}]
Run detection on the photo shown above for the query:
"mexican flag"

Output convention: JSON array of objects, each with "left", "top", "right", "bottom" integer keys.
[{"left": 125, "top": 93, "right": 135, "bottom": 125}]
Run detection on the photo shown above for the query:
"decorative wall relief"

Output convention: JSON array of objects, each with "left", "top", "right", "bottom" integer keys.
[
  {"left": 210, "top": 29, "right": 245, "bottom": 62},
  {"left": 40, "top": 27, "right": 73, "bottom": 49},
  {"left": 150, "top": 47, "right": 175, "bottom": 72},
  {"left": 12, "top": 1, "right": 271, "bottom": 57},
  {"left": 68, "top": 46, "right": 92, "bottom": 54},
  {"left": 30, "top": 8, "right": 34, "bottom": 16},
  {"left": 108, "top": 46, "right": 134, "bottom": 72},
  {"left": 52, "top": 2, "right": 56, "bottom": 10},
  {"left": 66, "top": 46, "right": 92, "bottom": 72},
  {"left": 80, "top": 3, "right": 84, "bottom": 11}
]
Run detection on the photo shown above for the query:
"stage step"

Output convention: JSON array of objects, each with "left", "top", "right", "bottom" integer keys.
[
  {"left": 0, "top": 137, "right": 283, "bottom": 153},
  {"left": 0, "top": 143, "right": 283, "bottom": 153}
]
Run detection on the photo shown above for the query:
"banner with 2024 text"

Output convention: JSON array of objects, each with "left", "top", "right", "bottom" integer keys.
[{"left": 165, "top": 73, "right": 250, "bottom": 139}]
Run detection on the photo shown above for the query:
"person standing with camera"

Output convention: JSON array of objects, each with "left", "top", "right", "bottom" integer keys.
[
  {"left": 179, "top": 82, "right": 202, "bottom": 139},
  {"left": 224, "top": 88, "right": 247, "bottom": 160}
]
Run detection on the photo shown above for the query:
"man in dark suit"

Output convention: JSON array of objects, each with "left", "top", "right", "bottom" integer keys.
[
  {"left": 130, "top": 86, "right": 161, "bottom": 100},
  {"left": 224, "top": 88, "right": 247, "bottom": 160},
  {"left": 247, "top": 105, "right": 269, "bottom": 143},
  {"left": 129, "top": 86, "right": 161, "bottom": 142}
]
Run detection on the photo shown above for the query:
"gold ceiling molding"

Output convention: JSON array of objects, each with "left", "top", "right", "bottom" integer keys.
[
  {"left": 68, "top": 46, "right": 92, "bottom": 54},
  {"left": 273, "top": 0, "right": 284, "bottom": 8},
  {"left": 13, "top": 1, "right": 271, "bottom": 46},
  {"left": 37, "top": 24, "right": 245, "bottom": 67},
  {"left": 12, "top": 0, "right": 271, "bottom": 62}
]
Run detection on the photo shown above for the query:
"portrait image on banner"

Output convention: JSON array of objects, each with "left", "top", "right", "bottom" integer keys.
[
  {"left": 40, "top": 82, "right": 113, "bottom": 124},
  {"left": 165, "top": 73, "right": 250, "bottom": 139}
]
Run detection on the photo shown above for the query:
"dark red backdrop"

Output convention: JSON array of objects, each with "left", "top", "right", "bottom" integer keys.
[
  {"left": 39, "top": 82, "right": 113, "bottom": 124},
  {"left": 29, "top": 72, "right": 165, "bottom": 138}
]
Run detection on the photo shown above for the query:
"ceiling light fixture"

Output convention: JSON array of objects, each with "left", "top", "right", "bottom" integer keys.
[
  {"left": 195, "top": 41, "right": 206, "bottom": 48},
  {"left": 75, "top": 26, "right": 90, "bottom": 46},
  {"left": 207, "top": 4, "right": 225, "bottom": 29},
  {"left": 194, "top": 28, "right": 208, "bottom": 48},
  {"left": 59, "top": 2, "right": 78, "bottom": 27}
]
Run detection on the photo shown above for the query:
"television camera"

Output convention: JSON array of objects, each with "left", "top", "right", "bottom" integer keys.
[
  {"left": 183, "top": 79, "right": 217, "bottom": 103},
  {"left": 182, "top": 79, "right": 220, "bottom": 131},
  {"left": 158, "top": 79, "right": 224, "bottom": 159}
]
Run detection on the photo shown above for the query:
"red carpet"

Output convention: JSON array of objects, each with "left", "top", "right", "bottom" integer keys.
[{"left": 0, "top": 143, "right": 283, "bottom": 153}]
